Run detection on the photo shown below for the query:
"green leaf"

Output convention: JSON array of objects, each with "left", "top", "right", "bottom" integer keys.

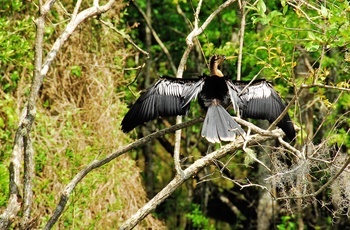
[
  {"left": 320, "top": 6, "right": 328, "bottom": 18},
  {"left": 70, "top": 65, "right": 82, "bottom": 77},
  {"left": 308, "top": 31, "right": 316, "bottom": 40},
  {"left": 257, "top": 0, "right": 267, "bottom": 14},
  {"left": 281, "top": 0, "right": 286, "bottom": 7},
  {"left": 283, "top": 5, "right": 288, "bottom": 15},
  {"left": 305, "top": 42, "right": 320, "bottom": 52}
]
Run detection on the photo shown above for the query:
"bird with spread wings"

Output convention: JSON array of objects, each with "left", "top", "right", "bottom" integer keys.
[{"left": 121, "top": 55, "right": 295, "bottom": 143}]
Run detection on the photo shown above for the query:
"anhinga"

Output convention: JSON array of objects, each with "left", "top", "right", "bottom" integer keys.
[{"left": 121, "top": 55, "right": 295, "bottom": 143}]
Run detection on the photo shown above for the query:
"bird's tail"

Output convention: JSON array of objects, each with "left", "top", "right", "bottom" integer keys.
[{"left": 201, "top": 105, "right": 245, "bottom": 143}]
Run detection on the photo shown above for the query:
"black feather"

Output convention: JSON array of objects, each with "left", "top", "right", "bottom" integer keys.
[{"left": 121, "top": 55, "right": 296, "bottom": 142}]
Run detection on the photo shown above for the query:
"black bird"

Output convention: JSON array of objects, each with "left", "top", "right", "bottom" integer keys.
[{"left": 121, "top": 55, "right": 295, "bottom": 143}]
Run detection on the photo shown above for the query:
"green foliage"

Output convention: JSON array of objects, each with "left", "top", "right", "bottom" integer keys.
[
  {"left": 277, "top": 215, "right": 297, "bottom": 230},
  {"left": 186, "top": 204, "right": 215, "bottom": 230},
  {"left": 0, "top": 163, "right": 9, "bottom": 207},
  {"left": 70, "top": 66, "right": 82, "bottom": 77},
  {"left": 2, "top": 0, "right": 350, "bottom": 228},
  {"left": 0, "top": 3, "right": 34, "bottom": 94},
  {"left": 0, "top": 94, "right": 17, "bottom": 206}
]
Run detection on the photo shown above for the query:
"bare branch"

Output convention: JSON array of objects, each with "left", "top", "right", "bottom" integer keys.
[
  {"left": 236, "top": 0, "right": 259, "bottom": 81},
  {"left": 1, "top": 0, "right": 117, "bottom": 229},
  {"left": 21, "top": 135, "right": 35, "bottom": 229},
  {"left": 43, "top": 117, "right": 203, "bottom": 230},
  {"left": 237, "top": 0, "right": 246, "bottom": 81},
  {"left": 72, "top": 0, "right": 82, "bottom": 19},
  {"left": 174, "top": 0, "right": 205, "bottom": 176},
  {"left": 99, "top": 19, "right": 149, "bottom": 57},
  {"left": 41, "top": 0, "right": 116, "bottom": 79},
  {"left": 301, "top": 83, "right": 350, "bottom": 92},
  {"left": 119, "top": 129, "right": 285, "bottom": 229},
  {"left": 0, "top": 0, "right": 56, "bottom": 228}
]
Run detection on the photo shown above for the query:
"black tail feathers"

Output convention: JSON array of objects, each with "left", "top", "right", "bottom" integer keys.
[{"left": 201, "top": 105, "right": 245, "bottom": 143}]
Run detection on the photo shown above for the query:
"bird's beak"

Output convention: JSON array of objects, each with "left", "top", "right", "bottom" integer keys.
[{"left": 225, "top": 55, "right": 237, "bottom": 60}]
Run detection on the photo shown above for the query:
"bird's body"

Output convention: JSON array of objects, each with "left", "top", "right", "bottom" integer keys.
[
  {"left": 198, "top": 76, "right": 230, "bottom": 108},
  {"left": 121, "top": 55, "right": 295, "bottom": 143}
]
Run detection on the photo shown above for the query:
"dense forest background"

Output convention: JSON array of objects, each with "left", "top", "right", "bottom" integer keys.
[{"left": 1, "top": 0, "right": 350, "bottom": 229}]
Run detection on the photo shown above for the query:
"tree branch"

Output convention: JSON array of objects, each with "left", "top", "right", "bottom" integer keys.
[
  {"left": 99, "top": 19, "right": 149, "bottom": 57},
  {"left": 1, "top": 0, "right": 117, "bottom": 229},
  {"left": 21, "top": 135, "right": 35, "bottom": 229},
  {"left": 237, "top": 0, "right": 246, "bottom": 81},
  {"left": 0, "top": 0, "right": 56, "bottom": 228},
  {"left": 301, "top": 83, "right": 350, "bottom": 92},
  {"left": 119, "top": 128, "right": 285, "bottom": 230},
  {"left": 43, "top": 117, "right": 203, "bottom": 230}
]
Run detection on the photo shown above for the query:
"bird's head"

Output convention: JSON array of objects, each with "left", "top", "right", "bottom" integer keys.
[{"left": 209, "top": 54, "right": 236, "bottom": 77}]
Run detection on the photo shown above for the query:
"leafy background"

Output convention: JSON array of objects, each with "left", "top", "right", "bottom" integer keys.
[{"left": 1, "top": 0, "right": 350, "bottom": 229}]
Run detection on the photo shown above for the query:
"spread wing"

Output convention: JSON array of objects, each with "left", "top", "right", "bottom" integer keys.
[
  {"left": 227, "top": 79, "right": 295, "bottom": 140},
  {"left": 121, "top": 76, "right": 205, "bottom": 132}
]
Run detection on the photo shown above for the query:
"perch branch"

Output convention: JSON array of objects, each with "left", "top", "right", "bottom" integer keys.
[{"left": 119, "top": 128, "right": 285, "bottom": 230}]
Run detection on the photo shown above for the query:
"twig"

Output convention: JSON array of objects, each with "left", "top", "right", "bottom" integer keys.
[
  {"left": 238, "top": 67, "right": 266, "bottom": 96},
  {"left": 99, "top": 19, "right": 149, "bottom": 57},
  {"left": 130, "top": 0, "right": 177, "bottom": 75},
  {"left": 286, "top": 1, "right": 323, "bottom": 30},
  {"left": 301, "top": 83, "right": 350, "bottom": 92},
  {"left": 267, "top": 85, "right": 302, "bottom": 132}
]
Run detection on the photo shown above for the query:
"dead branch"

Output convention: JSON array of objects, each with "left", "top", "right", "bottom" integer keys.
[
  {"left": 0, "top": 0, "right": 117, "bottom": 229},
  {"left": 43, "top": 117, "right": 203, "bottom": 230},
  {"left": 0, "top": 0, "right": 56, "bottom": 228},
  {"left": 119, "top": 128, "right": 285, "bottom": 230}
]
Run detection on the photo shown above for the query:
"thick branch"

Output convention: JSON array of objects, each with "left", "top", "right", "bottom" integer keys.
[
  {"left": 21, "top": 135, "right": 35, "bottom": 229},
  {"left": 0, "top": 1, "right": 117, "bottom": 229},
  {"left": 119, "top": 128, "right": 285, "bottom": 230},
  {"left": 0, "top": 1, "right": 56, "bottom": 228}
]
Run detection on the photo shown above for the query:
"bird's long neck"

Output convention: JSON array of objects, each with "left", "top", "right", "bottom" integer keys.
[
  {"left": 210, "top": 62, "right": 224, "bottom": 77},
  {"left": 209, "top": 56, "right": 224, "bottom": 77}
]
